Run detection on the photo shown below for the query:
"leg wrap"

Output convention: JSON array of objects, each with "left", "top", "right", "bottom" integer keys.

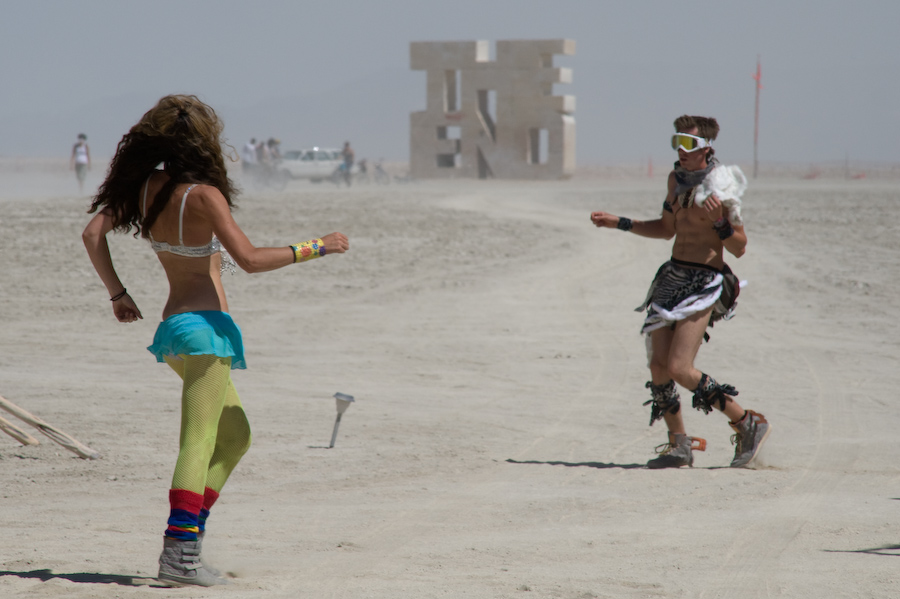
[
  {"left": 642, "top": 380, "right": 681, "bottom": 426},
  {"left": 692, "top": 373, "right": 738, "bottom": 414}
]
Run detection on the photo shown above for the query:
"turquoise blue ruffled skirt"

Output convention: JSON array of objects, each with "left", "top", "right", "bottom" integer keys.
[{"left": 147, "top": 311, "right": 246, "bottom": 370}]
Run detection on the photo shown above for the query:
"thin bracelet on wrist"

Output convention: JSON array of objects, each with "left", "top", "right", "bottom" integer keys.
[{"left": 110, "top": 288, "right": 127, "bottom": 302}]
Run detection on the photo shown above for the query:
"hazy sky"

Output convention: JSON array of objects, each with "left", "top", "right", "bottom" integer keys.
[{"left": 2, "top": 0, "right": 897, "bottom": 166}]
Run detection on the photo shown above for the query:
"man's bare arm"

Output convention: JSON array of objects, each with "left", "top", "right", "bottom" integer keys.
[
  {"left": 702, "top": 194, "right": 747, "bottom": 258},
  {"left": 590, "top": 172, "right": 676, "bottom": 239}
]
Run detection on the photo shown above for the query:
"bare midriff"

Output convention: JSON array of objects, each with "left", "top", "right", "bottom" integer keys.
[{"left": 157, "top": 253, "right": 228, "bottom": 319}]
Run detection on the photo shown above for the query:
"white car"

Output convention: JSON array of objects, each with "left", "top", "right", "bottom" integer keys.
[{"left": 279, "top": 147, "right": 354, "bottom": 183}]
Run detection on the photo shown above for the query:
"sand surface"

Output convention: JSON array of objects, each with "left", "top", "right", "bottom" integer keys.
[{"left": 1, "top": 165, "right": 899, "bottom": 598}]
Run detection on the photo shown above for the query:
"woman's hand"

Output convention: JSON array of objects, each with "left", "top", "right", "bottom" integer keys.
[
  {"left": 112, "top": 293, "right": 143, "bottom": 323},
  {"left": 320, "top": 232, "right": 349, "bottom": 254}
]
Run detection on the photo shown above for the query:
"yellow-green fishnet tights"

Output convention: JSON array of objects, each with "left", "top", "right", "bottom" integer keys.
[{"left": 164, "top": 354, "right": 252, "bottom": 495}]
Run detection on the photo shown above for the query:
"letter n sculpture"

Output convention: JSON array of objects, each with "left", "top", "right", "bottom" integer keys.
[{"left": 410, "top": 39, "right": 575, "bottom": 180}]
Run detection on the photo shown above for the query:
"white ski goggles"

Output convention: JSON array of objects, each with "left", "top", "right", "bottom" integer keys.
[{"left": 671, "top": 133, "right": 711, "bottom": 152}]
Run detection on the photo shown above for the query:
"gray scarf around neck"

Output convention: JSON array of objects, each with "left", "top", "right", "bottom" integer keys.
[{"left": 673, "top": 157, "right": 718, "bottom": 196}]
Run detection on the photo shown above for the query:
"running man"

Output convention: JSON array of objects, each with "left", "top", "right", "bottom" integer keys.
[{"left": 590, "top": 115, "right": 770, "bottom": 469}]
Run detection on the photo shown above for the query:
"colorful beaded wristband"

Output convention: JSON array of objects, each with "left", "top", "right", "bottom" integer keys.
[{"left": 291, "top": 239, "right": 326, "bottom": 263}]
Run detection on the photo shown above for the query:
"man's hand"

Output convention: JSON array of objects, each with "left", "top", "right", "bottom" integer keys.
[
  {"left": 590, "top": 211, "right": 620, "bottom": 228},
  {"left": 702, "top": 194, "right": 725, "bottom": 220}
]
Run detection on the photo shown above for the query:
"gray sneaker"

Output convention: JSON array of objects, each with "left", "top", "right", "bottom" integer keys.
[
  {"left": 158, "top": 536, "right": 228, "bottom": 587},
  {"left": 729, "top": 410, "right": 771, "bottom": 468},
  {"left": 197, "top": 530, "right": 223, "bottom": 578},
  {"left": 647, "top": 433, "right": 706, "bottom": 469}
]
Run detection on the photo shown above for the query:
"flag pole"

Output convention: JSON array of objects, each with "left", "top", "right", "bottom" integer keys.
[{"left": 752, "top": 56, "right": 762, "bottom": 179}]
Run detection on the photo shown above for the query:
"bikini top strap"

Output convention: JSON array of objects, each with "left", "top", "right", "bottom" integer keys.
[{"left": 178, "top": 184, "right": 197, "bottom": 246}]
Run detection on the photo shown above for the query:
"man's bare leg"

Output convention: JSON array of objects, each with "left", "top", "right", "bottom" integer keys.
[
  {"left": 661, "top": 307, "right": 770, "bottom": 466},
  {"left": 646, "top": 328, "right": 695, "bottom": 468},
  {"left": 666, "top": 308, "right": 745, "bottom": 421},
  {"left": 649, "top": 328, "right": 687, "bottom": 440}
]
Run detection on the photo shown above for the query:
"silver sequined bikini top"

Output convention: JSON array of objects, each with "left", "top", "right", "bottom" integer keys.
[{"left": 142, "top": 176, "right": 236, "bottom": 273}]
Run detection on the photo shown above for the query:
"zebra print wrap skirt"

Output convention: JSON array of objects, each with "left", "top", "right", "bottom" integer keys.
[{"left": 636, "top": 258, "right": 742, "bottom": 335}]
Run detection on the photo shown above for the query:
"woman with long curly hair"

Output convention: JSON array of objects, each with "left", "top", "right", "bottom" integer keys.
[{"left": 83, "top": 94, "right": 349, "bottom": 587}]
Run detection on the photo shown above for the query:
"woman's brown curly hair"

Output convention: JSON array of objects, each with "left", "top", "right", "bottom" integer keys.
[{"left": 88, "top": 94, "right": 238, "bottom": 237}]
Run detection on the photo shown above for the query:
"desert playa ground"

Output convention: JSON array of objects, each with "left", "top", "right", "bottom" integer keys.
[{"left": 0, "top": 161, "right": 898, "bottom": 598}]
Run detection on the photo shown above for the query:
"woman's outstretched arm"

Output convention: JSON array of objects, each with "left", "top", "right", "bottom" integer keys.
[{"left": 195, "top": 185, "right": 349, "bottom": 273}]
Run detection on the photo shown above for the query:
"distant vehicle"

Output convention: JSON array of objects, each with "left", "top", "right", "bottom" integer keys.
[{"left": 279, "top": 147, "right": 356, "bottom": 183}]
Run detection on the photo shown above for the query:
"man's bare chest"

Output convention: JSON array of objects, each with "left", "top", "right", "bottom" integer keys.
[{"left": 673, "top": 202, "right": 713, "bottom": 232}]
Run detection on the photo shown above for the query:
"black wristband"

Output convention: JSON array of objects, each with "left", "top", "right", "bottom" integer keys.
[
  {"left": 110, "top": 288, "right": 127, "bottom": 302},
  {"left": 712, "top": 218, "right": 734, "bottom": 240},
  {"left": 617, "top": 217, "right": 633, "bottom": 232}
]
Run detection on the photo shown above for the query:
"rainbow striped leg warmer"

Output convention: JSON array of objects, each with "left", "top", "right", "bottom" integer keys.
[
  {"left": 198, "top": 487, "right": 220, "bottom": 534},
  {"left": 166, "top": 489, "right": 204, "bottom": 541}
]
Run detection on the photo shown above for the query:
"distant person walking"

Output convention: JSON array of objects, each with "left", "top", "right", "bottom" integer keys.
[
  {"left": 241, "top": 137, "right": 258, "bottom": 177},
  {"left": 266, "top": 138, "right": 281, "bottom": 161},
  {"left": 341, "top": 141, "right": 355, "bottom": 186},
  {"left": 256, "top": 139, "right": 270, "bottom": 165},
  {"left": 70, "top": 133, "right": 91, "bottom": 193}
]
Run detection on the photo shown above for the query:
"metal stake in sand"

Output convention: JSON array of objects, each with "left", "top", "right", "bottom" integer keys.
[{"left": 329, "top": 393, "right": 355, "bottom": 448}]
